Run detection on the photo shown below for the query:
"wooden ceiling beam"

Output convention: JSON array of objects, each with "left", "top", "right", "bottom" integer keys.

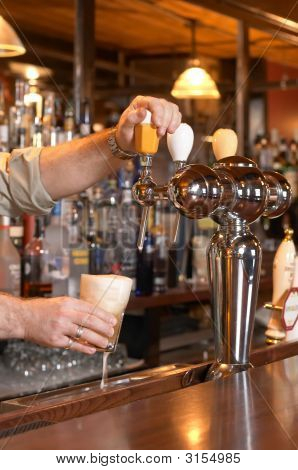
[
  {"left": 94, "top": 78, "right": 298, "bottom": 100},
  {"left": 183, "top": 0, "right": 298, "bottom": 46},
  {"left": 29, "top": 43, "right": 170, "bottom": 85}
]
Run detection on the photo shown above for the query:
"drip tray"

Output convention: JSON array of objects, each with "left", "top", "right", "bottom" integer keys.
[{"left": 6, "top": 364, "right": 189, "bottom": 407}]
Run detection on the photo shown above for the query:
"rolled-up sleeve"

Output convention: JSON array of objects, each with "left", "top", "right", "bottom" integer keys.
[{"left": 0, "top": 147, "right": 55, "bottom": 217}]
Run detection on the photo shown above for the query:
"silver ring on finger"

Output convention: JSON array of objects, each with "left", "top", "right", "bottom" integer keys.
[
  {"left": 75, "top": 325, "right": 84, "bottom": 340},
  {"left": 64, "top": 337, "right": 74, "bottom": 350}
]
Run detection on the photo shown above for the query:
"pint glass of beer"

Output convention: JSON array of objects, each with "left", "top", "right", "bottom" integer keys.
[{"left": 80, "top": 274, "right": 133, "bottom": 352}]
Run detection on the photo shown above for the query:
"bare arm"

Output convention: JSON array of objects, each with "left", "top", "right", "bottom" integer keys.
[
  {"left": 0, "top": 293, "right": 117, "bottom": 355},
  {"left": 40, "top": 130, "right": 121, "bottom": 200},
  {"left": 0, "top": 96, "right": 181, "bottom": 353},
  {"left": 40, "top": 96, "right": 181, "bottom": 200}
]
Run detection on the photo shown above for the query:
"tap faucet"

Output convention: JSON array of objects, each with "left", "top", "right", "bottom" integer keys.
[
  {"left": 133, "top": 120, "right": 194, "bottom": 249},
  {"left": 167, "top": 124, "right": 194, "bottom": 244},
  {"left": 133, "top": 124, "right": 291, "bottom": 380},
  {"left": 132, "top": 110, "right": 159, "bottom": 251}
]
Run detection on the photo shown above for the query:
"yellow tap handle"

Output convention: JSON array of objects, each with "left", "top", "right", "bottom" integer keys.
[{"left": 135, "top": 110, "right": 159, "bottom": 155}]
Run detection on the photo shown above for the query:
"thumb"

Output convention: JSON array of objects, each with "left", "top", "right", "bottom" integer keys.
[
  {"left": 116, "top": 108, "right": 147, "bottom": 152},
  {"left": 121, "top": 107, "right": 147, "bottom": 129}
]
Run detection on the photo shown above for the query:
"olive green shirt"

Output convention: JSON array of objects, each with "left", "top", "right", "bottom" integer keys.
[{"left": 0, "top": 147, "right": 55, "bottom": 216}]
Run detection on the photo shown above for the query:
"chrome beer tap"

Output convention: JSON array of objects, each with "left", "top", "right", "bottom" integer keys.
[
  {"left": 133, "top": 120, "right": 194, "bottom": 249},
  {"left": 133, "top": 124, "right": 291, "bottom": 380},
  {"left": 132, "top": 110, "right": 159, "bottom": 251}
]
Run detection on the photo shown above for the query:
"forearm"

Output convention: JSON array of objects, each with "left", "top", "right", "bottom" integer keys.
[
  {"left": 0, "top": 294, "right": 25, "bottom": 340},
  {"left": 40, "top": 129, "right": 122, "bottom": 201}
]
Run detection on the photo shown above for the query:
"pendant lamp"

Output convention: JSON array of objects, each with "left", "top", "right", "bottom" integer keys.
[{"left": 171, "top": 21, "right": 220, "bottom": 100}]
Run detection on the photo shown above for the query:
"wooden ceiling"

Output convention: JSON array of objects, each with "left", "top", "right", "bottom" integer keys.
[{"left": 0, "top": 0, "right": 297, "bottom": 68}]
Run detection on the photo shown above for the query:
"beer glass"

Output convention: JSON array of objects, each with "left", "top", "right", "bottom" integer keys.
[{"left": 80, "top": 274, "right": 132, "bottom": 352}]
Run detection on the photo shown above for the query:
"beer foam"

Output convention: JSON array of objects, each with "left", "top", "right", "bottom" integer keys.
[{"left": 80, "top": 274, "right": 132, "bottom": 317}]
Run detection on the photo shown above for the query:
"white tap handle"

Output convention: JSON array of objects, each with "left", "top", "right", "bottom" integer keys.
[
  {"left": 167, "top": 123, "right": 194, "bottom": 162},
  {"left": 211, "top": 128, "right": 238, "bottom": 160}
]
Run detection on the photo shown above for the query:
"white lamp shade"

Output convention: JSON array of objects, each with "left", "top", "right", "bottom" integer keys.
[
  {"left": 171, "top": 66, "right": 220, "bottom": 100},
  {"left": 0, "top": 16, "right": 26, "bottom": 57}
]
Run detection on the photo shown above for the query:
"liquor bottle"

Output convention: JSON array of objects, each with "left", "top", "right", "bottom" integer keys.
[
  {"left": 286, "top": 256, "right": 298, "bottom": 341},
  {"left": 88, "top": 233, "right": 104, "bottom": 275},
  {"left": 258, "top": 136, "right": 273, "bottom": 170},
  {"left": 252, "top": 133, "right": 262, "bottom": 164},
  {"left": 9, "top": 221, "right": 24, "bottom": 256},
  {"left": 64, "top": 103, "right": 75, "bottom": 142},
  {"left": 86, "top": 198, "right": 101, "bottom": 274},
  {"left": 289, "top": 138, "right": 298, "bottom": 167},
  {"left": 67, "top": 199, "right": 89, "bottom": 297},
  {"left": 80, "top": 99, "right": 91, "bottom": 137},
  {"left": 42, "top": 92, "right": 56, "bottom": 146},
  {"left": 0, "top": 216, "right": 21, "bottom": 296},
  {"left": 152, "top": 201, "right": 168, "bottom": 293},
  {"left": 97, "top": 176, "right": 119, "bottom": 240},
  {"left": 45, "top": 201, "right": 70, "bottom": 296},
  {"left": 261, "top": 133, "right": 290, "bottom": 241},
  {"left": 22, "top": 217, "right": 52, "bottom": 298},
  {"left": 119, "top": 187, "right": 139, "bottom": 289},
  {"left": 165, "top": 202, "right": 180, "bottom": 288},
  {"left": 265, "top": 228, "right": 296, "bottom": 343},
  {"left": 24, "top": 85, "right": 43, "bottom": 132},
  {"left": 0, "top": 82, "right": 9, "bottom": 152},
  {"left": 9, "top": 79, "right": 31, "bottom": 149},
  {"left": 32, "top": 116, "right": 43, "bottom": 147},
  {"left": 86, "top": 188, "right": 104, "bottom": 275},
  {"left": 192, "top": 218, "right": 216, "bottom": 286},
  {"left": 283, "top": 141, "right": 298, "bottom": 210},
  {"left": 279, "top": 138, "right": 289, "bottom": 168},
  {"left": 135, "top": 232, "right": 154, "bottom": 296},
  {"left": 270, "top": 128, "right": 281, "bottom": 170},
  {"left": 118, "top": 159, "right": 137, "bottom": 190},
  {"left": 54, "top": 97, "right": 66, "bottom": 144}
]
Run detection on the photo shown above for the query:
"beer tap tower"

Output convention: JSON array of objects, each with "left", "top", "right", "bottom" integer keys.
[{"left": 132, "top": 120, "right": 291, "bottom": 380}]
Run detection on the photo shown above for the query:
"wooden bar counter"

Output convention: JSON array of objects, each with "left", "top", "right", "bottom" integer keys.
[{"left": 0, "top": 351, "right": 297, "bottom": 450}]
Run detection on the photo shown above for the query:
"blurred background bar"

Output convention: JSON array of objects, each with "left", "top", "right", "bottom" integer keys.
[{"left": 0, "top": 0, "right": 297, "bottom": 398}]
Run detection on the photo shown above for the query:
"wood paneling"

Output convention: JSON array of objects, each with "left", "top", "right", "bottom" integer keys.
[{"left": 0, "top": 0, "right": 296, "bottom": 68}]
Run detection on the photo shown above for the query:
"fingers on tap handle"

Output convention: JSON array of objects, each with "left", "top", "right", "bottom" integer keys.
[{"left": 137, "top": 206, "right": 150, "bottom": 251}]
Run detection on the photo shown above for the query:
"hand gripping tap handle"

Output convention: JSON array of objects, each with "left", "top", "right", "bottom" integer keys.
[
  {"left": 133, "top": 110, "right": 159, "bottom": 251},
  {"left": 167, "top": 124, "right": 194, "bottom": 245}
]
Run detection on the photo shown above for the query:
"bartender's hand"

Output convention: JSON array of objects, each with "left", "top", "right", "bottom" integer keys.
[
  {"left": 20, "top": 297, "right": 116, "bottom": 354},
  {"left": 116, "top": 96, "right": 182, "bottom": 152}
]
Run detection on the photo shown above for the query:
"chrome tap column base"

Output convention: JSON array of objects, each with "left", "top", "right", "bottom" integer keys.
[
  {"left": 206, "top": 362, "right": 251, "bottom": 381},
  {"left": 206, "top": 220, "right": 261, "bottom": 381}
]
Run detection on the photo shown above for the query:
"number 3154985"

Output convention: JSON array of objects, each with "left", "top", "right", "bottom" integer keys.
[{"left": 185, "top": 452, "right": 241, "bottom": 464}]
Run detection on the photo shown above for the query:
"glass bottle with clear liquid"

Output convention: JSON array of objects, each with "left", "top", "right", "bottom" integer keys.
[
  {"left": 23, "top": 217, "right": 52, "bottom": 297},
  {"left": 119, "top": 188, "right": 139, "bottom": 289},
  {"left": 95, "top": 177, "right": 121, "bottom": 273},
  {"left": 152, "top": 201, "right": 168, "bottom": 293},
  {"left": 0, "top": 83, "right": 9, "bottom": 152},
  {"left": 45, "top": 201, "right": 70, "bottom": 296}
]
